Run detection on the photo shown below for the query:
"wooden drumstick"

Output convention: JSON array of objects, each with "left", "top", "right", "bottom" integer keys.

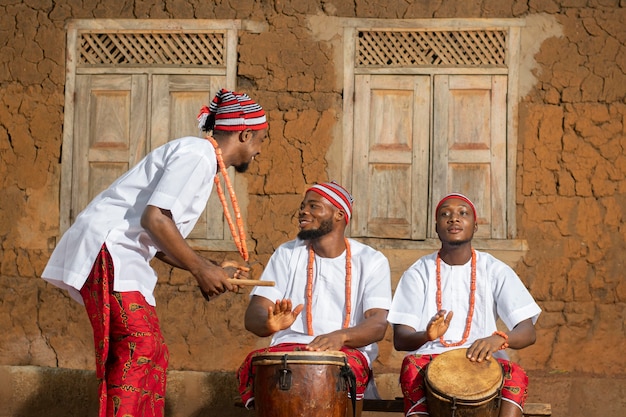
[{"left": 227, "top": 278, "right": 275, "bottom": 287}]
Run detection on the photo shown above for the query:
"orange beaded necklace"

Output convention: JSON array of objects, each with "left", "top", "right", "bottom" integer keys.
[
  {"left": 306, "top": 238, "right": 352, "bottom": 336},
  {"left": 207, "top": 136, "right": 249, "bottom": 261},
  {"left": 436, "top": 248, "right": 476, "bottom": 347}
]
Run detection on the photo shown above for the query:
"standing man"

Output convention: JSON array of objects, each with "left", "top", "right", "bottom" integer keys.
[
  {"left": 42, "top": 89, "right": 268, "bottom": 417},
  {"left": 387, "top": 193, "right": 542, "bottom": 417},
  {"left": 237, "top": 181, "right": 392, "bottom": 415}
]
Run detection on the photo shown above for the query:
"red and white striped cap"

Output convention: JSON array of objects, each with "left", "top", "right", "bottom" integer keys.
[
  {"left": 435, "top": 193, "right": 477, "bottom": 220},
  {"left": 306, "top": 181, "right": 354, "bottom": 223},
  {"left": 197, "top": 89, "right": 267, "bottom": 132}
]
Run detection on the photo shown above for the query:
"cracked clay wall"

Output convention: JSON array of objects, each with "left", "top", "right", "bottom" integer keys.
[{"left": 0, "top": 1, "right": 625, "bottom": 414}]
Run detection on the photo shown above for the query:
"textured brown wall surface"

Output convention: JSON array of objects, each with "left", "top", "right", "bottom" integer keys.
[{"left": 1, "top": 1, "right": 625, "bottom": 416}]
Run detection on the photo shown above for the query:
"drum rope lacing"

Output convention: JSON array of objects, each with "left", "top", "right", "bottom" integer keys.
[
  {"left": 436, "top": 249, "right": 476, "bottom": 347},
  {"left": 306, "top": 238, "right": 352, "bottom": 335},
  {"left": 339, "top": 357, "right": 357, "bottom": 417},
  {"left": 207, "top": 136, "right": 249, "bottom": 261}
]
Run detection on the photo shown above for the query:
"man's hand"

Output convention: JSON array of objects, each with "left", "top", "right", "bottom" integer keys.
[
  {"left": 266, "top": 299, "right": 304, "bottom": 334},
  {"left": 194, "top": 260, "right": 235, "bottom": 298},
  {"left": 426, "top": 309, "right": 453, "bottom": 341},
  {"left": 466, "top": 335, "right": 503, "bottom": 362},
  {"left": 306, "top": 332, "right": 345, "bottom": 351},
  {"left": 221, "top": 260, "right": 250, "bottom": 281},
  {"left": 467, "top": 319, "right": 537, "bottom": 362},
  {"left": 306, "top": 308, "right": 388, "bottom": 352}
]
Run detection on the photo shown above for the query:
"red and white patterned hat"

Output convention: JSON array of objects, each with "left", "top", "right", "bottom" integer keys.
[
  {"left": 197, "top": 89, "right": 267, "bottom": 132},
  {"left": 306, "top": 181, "right": 354, "bottom": 223},
  {"left": 435, "top": 193, "right": 477, "bottom": 220}
]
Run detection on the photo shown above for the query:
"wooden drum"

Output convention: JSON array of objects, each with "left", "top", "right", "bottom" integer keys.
[
  {"left": 252, "top": 350, "right": 350, "bottom": 417},
  {"left": 425, "top": 348, "right": 504, "bottom": 417}
]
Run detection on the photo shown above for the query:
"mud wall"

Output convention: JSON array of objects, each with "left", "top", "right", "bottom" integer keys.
[{"left": 0, "top": 1, "right": 624, "bottom": 416}]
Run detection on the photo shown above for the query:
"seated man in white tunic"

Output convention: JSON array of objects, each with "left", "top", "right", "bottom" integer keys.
[
  {"left": 387, "top": 193, "right": 542, "bottom": 417},
  {"left": 237, "top": 181, "right": 392, "bottom": 416}
]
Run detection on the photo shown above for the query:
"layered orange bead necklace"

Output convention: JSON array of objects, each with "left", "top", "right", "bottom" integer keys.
[
  {"left": 436, "top": 248, "right": 476, "bottom": 347},
  {"left": 207, "top": 136, "right": 249, "bottom": 261},
  {"left": 306, "top": 238, "right": 352, "bottom": 336}
]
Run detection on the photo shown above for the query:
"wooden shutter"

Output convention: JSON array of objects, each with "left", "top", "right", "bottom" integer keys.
[
  {"left": 151, "top": 75, "right": 224, "bottom": 148},
  {"left": 352, "top": 74, "right": 430, "bottom": 239},
  {"left": 60, "top": 20, "right": 243, "bottom": 251},
  {"left": 70, "top": 74, "right": 148, "bottom": 223},
  {"left": 432, "top": 74, "right": 507, "bottom": 239}
]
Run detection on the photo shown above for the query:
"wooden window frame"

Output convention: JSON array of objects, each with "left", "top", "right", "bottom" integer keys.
[
  {"left": 341, "top": 18, "right": 527, "bottom": 254},
  {"left": 59, "top": 19, "right": 261, "bottom": 252}
]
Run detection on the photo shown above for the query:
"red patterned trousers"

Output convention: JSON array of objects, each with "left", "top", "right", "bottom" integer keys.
[{"left": 80, "top": 244, "right": 169, "bottom": 417}]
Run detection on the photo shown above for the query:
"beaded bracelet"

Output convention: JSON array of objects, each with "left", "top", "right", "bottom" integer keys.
[{"left": 493, "top": 330, "right": 509, "bottom": 350}]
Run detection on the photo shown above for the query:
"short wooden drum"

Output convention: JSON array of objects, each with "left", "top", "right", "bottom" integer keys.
[
  {"left": 425, "top": 348, "right": 504, "bottom": 417},
  {"left": 252, "top": 350, "right": 350, "bottom": 417}
]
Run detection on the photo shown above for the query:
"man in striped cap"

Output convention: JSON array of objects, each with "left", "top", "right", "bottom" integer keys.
[
  {"left": 197, "top": 88, "right": 268, "bottom": 173},
  {"left": 388, "top": 193, "right": 541, "bottom": 417},
  {"left": 237, "top": 181, "right": 392, "bottom": 416},
  {"left": 42, "top": 88, "right": 267, "bottom": 417}
]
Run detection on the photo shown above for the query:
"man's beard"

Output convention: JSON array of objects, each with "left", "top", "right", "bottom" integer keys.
[
  {"left": 234, "top": 162, "right": 249, "bottom": 173},
  {"left": 297, "top": 218, "right": 333, "bottom": 240}
]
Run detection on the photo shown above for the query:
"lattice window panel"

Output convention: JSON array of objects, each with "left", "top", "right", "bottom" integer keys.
[
  {"left": 357, "top": 29, "right": 507, "bottom": 67},
  {"left": 77, "top": 32, "right": 225, "bottom": 67}
]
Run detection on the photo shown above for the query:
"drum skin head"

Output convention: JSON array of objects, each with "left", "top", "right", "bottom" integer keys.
[
  {"left": 426, "top": 348, "right": 503, "bottom": 401},
  {"left": 251, "top": 350, "right": 347, "bottom": 366}
]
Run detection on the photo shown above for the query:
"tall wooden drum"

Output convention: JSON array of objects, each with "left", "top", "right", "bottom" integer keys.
[
  {"left": 425, "top": 348, "right": 504, "bottom": 417},
  {"left": 252, "top": 350, "right": 350, "bottom": 417}
]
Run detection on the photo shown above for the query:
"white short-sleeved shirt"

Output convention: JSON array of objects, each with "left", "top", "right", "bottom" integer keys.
[
  {"left": 387, "top": 250, "right": 541, "bottom": 358},
  {"left": 42, "top": 136, "right": 217, "bottom": 306},
  {"left": 251, "top": 238, "right": 392, "bottom": 365}
]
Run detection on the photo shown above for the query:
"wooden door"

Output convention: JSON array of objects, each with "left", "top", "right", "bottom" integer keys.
[
  {"left": 150, "top": 75, "right": 237, "bottom": 249},
  {"left": 71, "top": 74, "right": 148, "bottom": 222},
  {"left": 352, "top": 74, "right": 431, "bottom": 239},
  {"left": 432, "top": 75, "right": 507, "bottom": 239}
]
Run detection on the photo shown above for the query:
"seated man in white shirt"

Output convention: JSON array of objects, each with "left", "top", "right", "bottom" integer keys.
[
  {"left": 42, "top": 89, "right": 268, "bottom": 417},
  {"left": 237, "top": 181, "right": 392, "bottom": 416},
  {"left": 387, "top": 193, "right": 542, "bottom": 417}
]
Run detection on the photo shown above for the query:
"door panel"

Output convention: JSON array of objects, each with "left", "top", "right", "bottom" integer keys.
[
  {"left": 432, "top": 74, "right": 507, "bottom": 238},
  {"left": 72, "top": 74, "right": 148, "bottom": 221},
  {"left": 353, "top": 75, "right": 430, "bottom": 239},
  {"left": 151, "top": 75, "right": 236, "bottom": 248}
]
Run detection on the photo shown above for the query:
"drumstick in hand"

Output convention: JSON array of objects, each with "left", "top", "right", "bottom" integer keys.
[
  {"left": 227, "top": 278, "right": 275, "bottom": 287},
  {"left": 221, "top": 260, "right": 273, "bottom": 286}
]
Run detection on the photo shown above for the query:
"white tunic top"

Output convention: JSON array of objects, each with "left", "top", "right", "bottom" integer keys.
[
  {"left": 387, "top": 250, "right": 541, "bottom": 358},
  {"left": 42, "top": 137, "right": 217, "bottom": 306},
  {"left": 251, "top": 238, "right": 392, "bottom": 365}
]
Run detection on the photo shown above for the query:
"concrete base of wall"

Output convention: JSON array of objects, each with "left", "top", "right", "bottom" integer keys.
[
  {"left": 0, "top": 366, "right": 623, "bottom": 417},
  {"left": 0, "top": 366, "right": 247, "bottom": 417}
]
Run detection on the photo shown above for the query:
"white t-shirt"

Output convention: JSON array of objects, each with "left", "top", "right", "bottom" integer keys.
[
  {"left": 387, "top": 250, "right": 541, "bottom": 358},
  {"left": 42, "top": 136, "right": 217, "bottom": 306},
  {"left": 251, "top": 238, "right": 392, "bottom": 365}
]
